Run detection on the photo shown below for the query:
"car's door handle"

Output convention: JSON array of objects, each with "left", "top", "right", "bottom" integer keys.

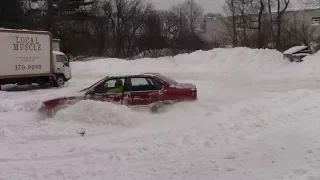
[
  {"left": 133, "top": 97, "right": 141, "bottom": 100},
  {"left": 149, "top": 96, "right": 156, "bottom": 99}
]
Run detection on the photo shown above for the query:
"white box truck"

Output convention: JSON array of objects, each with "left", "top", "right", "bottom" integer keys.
[{"left": 0, "top": 28, "right": 71, "bottom": 90}]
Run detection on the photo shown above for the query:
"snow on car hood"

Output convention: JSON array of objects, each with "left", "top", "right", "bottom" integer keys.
[{"left": 43, "top": 91, "right": 86, "bottom": 102}]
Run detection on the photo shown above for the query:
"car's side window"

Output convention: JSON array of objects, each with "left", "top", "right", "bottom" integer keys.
[
  {"left": 94, "top": 78, "right": 125, "bottom": 94},
  {"left": 131, "top": 78, "right": 149, "bottom": 86},
  {"left": 105, "top": 79, "right": 124, "bottom": 88},
  {"left": 147, "top": 78, "right": 164, "bottom": 90},
  {"left": 126, "top": 77, "right": 162, "bottom": 92}
]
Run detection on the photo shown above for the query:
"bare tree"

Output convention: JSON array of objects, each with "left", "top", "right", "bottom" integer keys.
[
  {"left": 235, "top": 0, "right": 266, "bottom": 48},
  {"left": 85, "top": 0, "right": 112, "bottom": 56},
  {"left": 171, "top": 0, "right": 204, "bottom": 34},
  {"left": 159, "top": 10, "right": 181, "bottom": 45},
  {"left": 222, "top": 0, "right": 238, "bottom": 46},
  {"left": 105, "top": 0, "right": 152, "bottom": 57},
  {"left": 274, "top": 0, "right": 290, "bottom": 49},
  {"left": 267, "top": 0, "right": 276, "bottom": 46}
]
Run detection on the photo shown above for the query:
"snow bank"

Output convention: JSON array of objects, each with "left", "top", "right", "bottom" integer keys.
[
  {"left": 302, "top": 51, "right": 320, "bottom": 64},
  {"left": 283, "top": 45, "right": 308, "bottom": 54},
  {"left": 0, "top": 98, "right": 43, "bottom": 113},
  {"left": 71, "top": 47, "right": 289, "bottom": 78},
  {"left": 284, "top": 51, "right": 320, "bottom": 77},
  {"left": 53, "top": 100, "right": 148, "bottom": 127},
  {"left": 3, "top": 46, "right": 320, "bottom": 180}
]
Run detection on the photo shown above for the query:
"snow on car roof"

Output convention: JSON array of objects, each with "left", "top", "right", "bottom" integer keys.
[
  {"left": 107, "top": 72, "right": 160, "bottom": 78},
  {"left": 283, "top": 46, "right": 308, "bottom": 55}
]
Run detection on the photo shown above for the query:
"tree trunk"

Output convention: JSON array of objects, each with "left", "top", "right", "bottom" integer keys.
[
  {"left": 268, "top": 0, "right": 275, "bottom": 47},
  {"left": 231, "top": 0, "right": 238, "bottom": 46},
  {"left": 257, "top": 0, "right": 265, "bottom": 48},
  {"left": 46, "top": 0, "right": 53, "bottom": 32}
]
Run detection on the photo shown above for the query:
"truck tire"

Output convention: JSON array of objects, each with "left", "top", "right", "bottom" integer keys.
[{"left": 53, "top": 75, "right": 65, "bottom": 87}]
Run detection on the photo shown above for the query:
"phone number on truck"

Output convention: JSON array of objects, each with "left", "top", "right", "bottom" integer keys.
[{"left": 15, "top": 64, "right": 42, "bottom": 71}]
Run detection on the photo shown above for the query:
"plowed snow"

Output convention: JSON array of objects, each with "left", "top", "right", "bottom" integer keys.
[{"left": 1, "top": 47, "right": 320, "bottom": 180}]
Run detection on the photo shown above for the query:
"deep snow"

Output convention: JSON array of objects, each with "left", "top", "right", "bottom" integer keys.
[{"left": 1, "top": 47, "right": 320, "bottom": 180}]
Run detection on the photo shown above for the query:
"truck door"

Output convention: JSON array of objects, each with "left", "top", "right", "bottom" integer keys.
[
  {"left": 124, "top": 77, "right": 164, "bottom": 106},
  {"left": 89, "top": 77, "right": 125, "bottom": 105},
  {"left": 54, "top": 54, "right": 71, "bottom": 80}
]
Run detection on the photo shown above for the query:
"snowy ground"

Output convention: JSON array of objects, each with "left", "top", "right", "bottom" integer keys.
[{"left": 1, "top": 47, "right": 320, "bottom": 180}]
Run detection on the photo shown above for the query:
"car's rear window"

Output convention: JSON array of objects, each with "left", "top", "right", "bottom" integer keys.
[{"left": 156, "top": 74, "right": 179, "bottom": 86}]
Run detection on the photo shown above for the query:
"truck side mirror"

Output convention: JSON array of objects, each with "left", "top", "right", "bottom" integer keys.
[{"left": 64, "top": 57, "right": 70, "bottom": 67}]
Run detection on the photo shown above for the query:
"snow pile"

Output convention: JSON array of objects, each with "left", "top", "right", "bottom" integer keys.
[
  {"left": 284, "top": 51, "right": 320, "bottom": 77},
  {"left": 303, "top": 50, "right": 320, "bottom": 62},
  {"left": 53, "top": 100, "right": 148, "bottom": 127},
  {"left": 3, "top": 46, "right": 320, "bottom": 180},
  {"left": 283, "top": 45, "right": 308, "bottom": 54},
  {"left": 173, "top": 47, "right": 288, "bottom": 73},
  {"left": 0, "top": 98, "right": 43, "bottom": 113},
  {"left": 0, "top": 90, "right": 84, "bottom": 113},
  {"left": 71, "top": 47, "right": 289, "bottom": 78}
]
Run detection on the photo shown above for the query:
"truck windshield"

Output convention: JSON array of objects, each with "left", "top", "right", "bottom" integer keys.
[{"left": 56, "top": 55, "right": 69, "bottom": 65}]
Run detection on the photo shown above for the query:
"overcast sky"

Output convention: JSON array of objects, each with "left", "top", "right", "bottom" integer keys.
[{"left": 147, "top": 0, "right": 309, "bottom": 13}]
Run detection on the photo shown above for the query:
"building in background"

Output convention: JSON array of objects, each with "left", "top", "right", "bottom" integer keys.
[{"left": 200, "top": 7, "right": 320, "bottom": 49}]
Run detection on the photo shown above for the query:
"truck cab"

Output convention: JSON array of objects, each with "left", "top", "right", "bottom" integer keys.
[{"left": 52, "top": 51, "right": 72, "bottom": 87}]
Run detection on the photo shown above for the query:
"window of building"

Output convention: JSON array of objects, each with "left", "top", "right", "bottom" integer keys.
[{"left": 311, "top": 17, "right": 320, "bottom": 26}]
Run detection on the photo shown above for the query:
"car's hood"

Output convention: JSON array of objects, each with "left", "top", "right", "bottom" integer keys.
[{"left": 41, "top": 92, "right": 86, "bottom": 110}]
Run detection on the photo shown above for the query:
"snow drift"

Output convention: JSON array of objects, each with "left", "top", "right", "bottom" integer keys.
[
  {"left": 71, "top": 47, "right": 291, "bottom": 79},
  {"left": 2, "top": 47, "right": 320, "bottom": 180},
  {"left": 53, "top": 100, "right": 148, "bottom": 127}
]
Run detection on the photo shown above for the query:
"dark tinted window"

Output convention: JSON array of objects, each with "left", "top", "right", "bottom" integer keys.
[{"left": 147, "top": 78, "right": 163, "bottom": 90}]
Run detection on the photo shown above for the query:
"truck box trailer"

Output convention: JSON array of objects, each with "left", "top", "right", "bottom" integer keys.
[{"left": 0, "top": 28, "right": 71, "bottom": 90}]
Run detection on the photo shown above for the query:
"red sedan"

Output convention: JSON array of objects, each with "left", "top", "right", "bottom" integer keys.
[{"left": 39, "top": 73, "right": 197, "bottom": 115}]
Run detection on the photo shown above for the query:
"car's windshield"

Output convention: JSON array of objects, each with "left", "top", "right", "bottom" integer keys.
[
  {"left": 156, "top": 74, "right": 179, "bottom": 86},
  {"left": 80, "top": 77, "right": 108, "bottom": 92}
]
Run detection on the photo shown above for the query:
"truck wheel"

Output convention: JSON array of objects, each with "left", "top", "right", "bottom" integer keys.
[{"left": 53, "top": 76, "right": 65, "bottom": 87}]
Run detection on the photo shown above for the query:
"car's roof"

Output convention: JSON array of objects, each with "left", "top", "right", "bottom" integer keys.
[{"left": 108, "top": 72, "right": 161, "bottom": 78}]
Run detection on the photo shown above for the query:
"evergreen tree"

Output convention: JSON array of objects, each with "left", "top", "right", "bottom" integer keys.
[
  {"left": 32, "top": 0, "right": 94, "bottom": 32},
  {"left": 0, "top": 0, "right": 24, "bottom": 28}
]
